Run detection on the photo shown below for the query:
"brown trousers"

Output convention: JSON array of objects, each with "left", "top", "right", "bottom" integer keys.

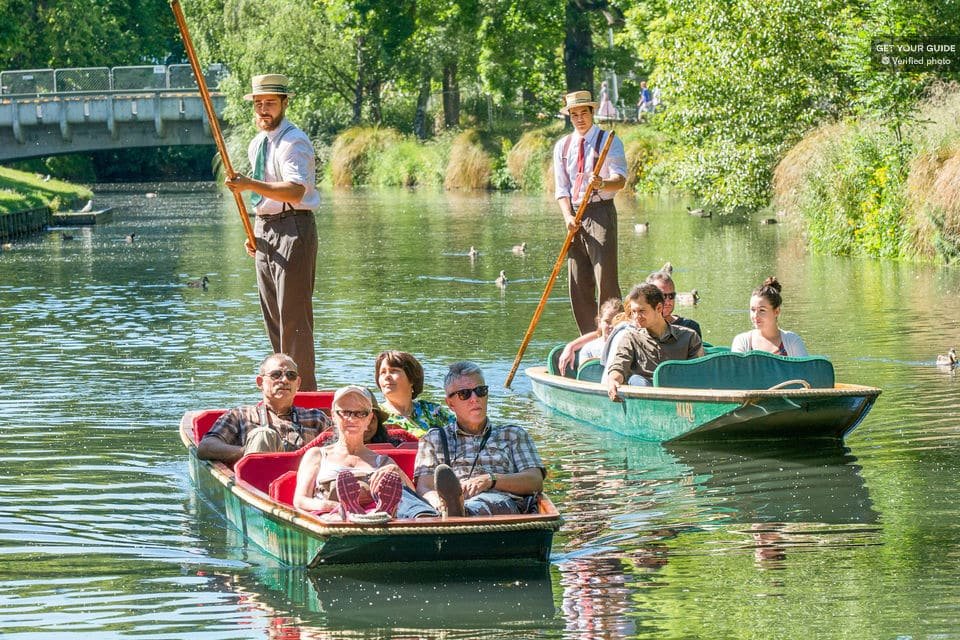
[
  {"left": 568, "top": 199, "right": 621, "bottom": 335},
  {"left": 255, "top": 212, "right": 318, "bottom": 391}
]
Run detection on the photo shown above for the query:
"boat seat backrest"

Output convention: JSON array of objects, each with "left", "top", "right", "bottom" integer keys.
[
  {"left": 368, "top": 444, "right": 418, "bottom": 478},
  {"left": 547, "top": 344, "right": 578, "bottom": 378},
  {"left": 576, "top": 357, "right": 604, "bottom": 382},
  {"left": 235, "top": 451, "right": 302, "bottom": 494},
  {"left": 192, "top": 410, "right": 226, "bottom": 443},
  {"left": 653, "top": 351, "right": 835, "bottom": 390},
  {"left": 268, "top": 470, "right": 298, "bottom": 505}
]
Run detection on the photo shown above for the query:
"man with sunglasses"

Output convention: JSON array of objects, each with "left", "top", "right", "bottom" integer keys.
[
  {"left": 197, "top": 353, "right": 331, "bottom": 464},
  {"left": 413, "top": 362, "right": 545, "bottom": 517}
]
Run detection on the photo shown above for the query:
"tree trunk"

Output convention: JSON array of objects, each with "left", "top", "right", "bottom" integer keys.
[
  {"left": 368, "top": 79, "right": 382, "bottom": 125},
  {"left": 413, "top": 70, "right": 431, "bottom": 140},
  {"left": 352, "top": 37, "right": 364, "bottom": 124},
  {"left": 442, "top": 62, "right": 459, "bottom": 129},
  {"left": 564, "top": 0, "right": 594, "bottom": 92}
]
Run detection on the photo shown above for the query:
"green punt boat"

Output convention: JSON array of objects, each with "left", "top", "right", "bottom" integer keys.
[
  {"left": 180, "top": 392, "right": 561, "bottom": 568},
  {"left": 526, "top": 349, "right": 881, "bottom": 443}
]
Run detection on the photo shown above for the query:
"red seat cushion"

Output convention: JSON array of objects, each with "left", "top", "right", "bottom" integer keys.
[{"left": 268, "top": 470, "right": 299, "bottom": 505}]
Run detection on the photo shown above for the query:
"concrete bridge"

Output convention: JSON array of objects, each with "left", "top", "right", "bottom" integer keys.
[{"left": 0, "top": 64, "right": 228, "bottom": 162}]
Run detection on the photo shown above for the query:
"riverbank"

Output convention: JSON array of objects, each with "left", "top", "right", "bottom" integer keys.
[
  {"left": 0, "top": 166, "right": 92, "bottom": 215},
  {"left": 774, "top": 83, "right": 960, "bottom": 264}
]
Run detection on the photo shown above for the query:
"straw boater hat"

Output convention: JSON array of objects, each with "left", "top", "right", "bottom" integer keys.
[
  {"left": 243, "top": 74, "right": 295, "bottom": 100},
  {"left": 559, "top": 90, "right": 598, "bottom": 115}
]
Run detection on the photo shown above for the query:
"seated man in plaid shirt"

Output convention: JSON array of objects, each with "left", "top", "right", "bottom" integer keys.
[
  {"left": 197, "top": 353, "right": 331, "bottom": 465},
  {"left": 413, "top": 361, "right": 546, "bottom": 517}
]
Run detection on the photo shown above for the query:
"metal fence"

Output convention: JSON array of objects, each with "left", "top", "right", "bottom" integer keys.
[{"left": 0, "top": 63, "right": 227, "bottom": 96}]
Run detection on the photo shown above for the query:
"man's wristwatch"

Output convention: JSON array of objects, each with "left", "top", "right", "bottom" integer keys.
[{"left": 488, "top": 472, "right": 497, "bottom": 489}]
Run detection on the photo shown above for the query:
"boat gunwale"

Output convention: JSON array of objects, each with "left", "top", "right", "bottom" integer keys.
[
  {"left": 525, "top": 366, "right": 882, "bottom": 403},
  {"left": 180, "top": 413, "right": 562, "bottom": 538}
]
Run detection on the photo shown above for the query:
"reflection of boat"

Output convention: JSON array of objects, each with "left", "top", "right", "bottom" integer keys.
[
  {"left": 180, "top": 392, "right": 562, "bottom": 567},
  {"left": 527, "top": 350, "right": 881, "bottom": 442},
  {"left": 665, "top": 441, "right": 878, "bottom": 524},
  {"left": 306, "top": 563, "right": 558, "bottom": 629}
]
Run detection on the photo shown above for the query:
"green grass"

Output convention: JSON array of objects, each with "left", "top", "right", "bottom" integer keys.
[{"left": 0, "top": 166, "right": 92, "bottom": 214}]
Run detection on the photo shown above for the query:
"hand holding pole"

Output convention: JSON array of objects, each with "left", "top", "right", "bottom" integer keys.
[{"left": 169, "top": 0, "right": 257, "bottom": 249}]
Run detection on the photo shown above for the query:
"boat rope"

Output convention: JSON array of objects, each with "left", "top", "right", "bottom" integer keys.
[{"left": 288, "top": 515, "right": 563, "bottom": 537}]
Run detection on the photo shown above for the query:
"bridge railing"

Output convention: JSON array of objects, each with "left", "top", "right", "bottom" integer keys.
[{"left": 0, "top": 63, "right": 227, "bottom": 97}]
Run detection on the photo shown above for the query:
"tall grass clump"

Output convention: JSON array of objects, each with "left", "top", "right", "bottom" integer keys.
[
  {"left": 444, "top": 129, "right": 496, "bottom": 190},
  {"left": 618, "top": 125, "right": 667, "bottom": 194},
  {"left": 788, "top": 123, "right": 910, "bottom": 258},
  {"left": 506, "top": 123, "right": 563, "bottom": 194},
  {"left": 369, "top": 137, "right": 446, "bottom": 188},
  {"left": 776, "top": 82, "right": 960, "bottom": 262},
  {"left": 903, "top": 83, "right": 960, "bottom": 261},
  {"left": 329, "top": 127, "right": 401, "bottom": 187}
]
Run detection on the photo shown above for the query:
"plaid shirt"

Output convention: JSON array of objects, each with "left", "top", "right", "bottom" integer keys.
[
  {"left": 414, "top": 420, "right": 546, "bottom": 485},
  {"left": 203, "top": 403, "right": 332, "bottom": 451}
]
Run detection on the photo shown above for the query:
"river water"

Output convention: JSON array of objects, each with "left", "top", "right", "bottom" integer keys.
[{"left": 1, "top": 183, "right": 959, "bottom": 639}]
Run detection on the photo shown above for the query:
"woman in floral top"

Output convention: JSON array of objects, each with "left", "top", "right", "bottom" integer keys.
[{"left": 374, "top": 350, "right": 453, "bottom": 437}]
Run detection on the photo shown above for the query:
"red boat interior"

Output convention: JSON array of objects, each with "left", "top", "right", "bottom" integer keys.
[{"left": 190, "top": 391, "right": 420, "bottom": 507}]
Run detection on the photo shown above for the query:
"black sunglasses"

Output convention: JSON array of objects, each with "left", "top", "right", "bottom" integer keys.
[
  {"left": 446, "top": 385, "right": 490, "bottom": 401},
  {"left": 335, "top": 409, "right": 371, "bottom": 420},
  {"left": 662, "top": 292, "right": 676, "bottom": 300},
  {"left": 265, "top": 369, "right": 299, "bottom": 381}
]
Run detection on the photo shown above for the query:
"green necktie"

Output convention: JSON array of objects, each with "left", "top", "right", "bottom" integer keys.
[{"left": 250, "top": 135, "right": 267, "bottom": 206}]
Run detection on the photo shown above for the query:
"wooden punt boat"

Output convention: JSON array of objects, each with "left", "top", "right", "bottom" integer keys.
[
  {"left": 180, "top": 391, "right": 561, "bottom": 568},
  {"left": 527, "top": 349, "right": 881, "bottom": 443}
]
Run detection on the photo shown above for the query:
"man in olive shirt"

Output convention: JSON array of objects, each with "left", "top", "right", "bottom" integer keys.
[{"left": 606, "top": 283, "right": 704, "bottom": 401}]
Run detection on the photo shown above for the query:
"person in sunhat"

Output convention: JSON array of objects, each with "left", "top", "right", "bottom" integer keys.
[
  {"left": 553, "top": 90, "right": 628, "bottom": 336},
  {"left": 224, "top": 74, "right": 320, "bottom": 391}
]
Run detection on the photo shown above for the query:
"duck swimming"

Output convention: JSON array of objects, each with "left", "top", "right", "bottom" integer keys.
[
  {"left": 634, "top": 221, "right": 650, "bottom": 233},
  {"left": 467, "top": 246, "right": 479, "bottom": 259},
  {"left": 495, "top": 270, "right": 508, "bottom": 287},
  {"left": 187, "top": 276, "right": 210, "bottom": 291},
  {"left": 936, "top": 348, "right": 957, "bottom": 367},
  {"left": 675, "top": 289, "right": 700, "bottom": 306},
  {"left": 512, "top": 242, "right": 527, "bottom": 255}
]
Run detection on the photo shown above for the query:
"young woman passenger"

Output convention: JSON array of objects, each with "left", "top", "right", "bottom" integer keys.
[
  {"left": 374, "top": 350, "right": 453, "bottom": 437},
  {"left": 292, "top": 386, "right": 408, "bottom": 520},
  {"left": 731, "top": 277, "right": 808, "bottom": 356},
  {"left": 557, "top": 298, "right": 624, "bottom": 373}
]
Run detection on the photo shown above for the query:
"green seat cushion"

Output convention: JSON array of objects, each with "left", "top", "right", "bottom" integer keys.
[
  {"left": 576, "top": 358, "right": 604, "bottom": 382},
  {"left": 547, "top": 344, "right": 578, "bottom": 378},
  {"left": 653, "top": 351, "right": 835, "bottom": 390}
]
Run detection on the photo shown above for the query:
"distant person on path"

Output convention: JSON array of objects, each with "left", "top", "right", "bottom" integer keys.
[
  {"left": 636, "top": 81, "right": 654, "bottom": 121},
  {"left": 554, "top": 90, "right": 628, "bottom": 335},
  {"left": 605, "top": 284, "right": 704, "bottom": 400},
  {"left": 414, "top": 362, "right": 546, "bottom": 517},
  {"left": 731, "top": 277, "right": 808, "bottom": 356},
  {"left": 596, "top": 81, "right": 618, "bottom": 120},
  {"left": 224, "top": 73, "right": 321, "bottom": 391},
  {"left": 197, "top": 354, "right": 331, "bottom": 464}
]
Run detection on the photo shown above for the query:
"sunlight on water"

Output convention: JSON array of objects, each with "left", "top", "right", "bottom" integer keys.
[{"left": 0, "top": 184, "right": 959, "bottom": 637}]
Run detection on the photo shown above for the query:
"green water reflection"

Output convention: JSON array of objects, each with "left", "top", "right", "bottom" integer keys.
[{"left": 0, "top": 184, "right": 958, "bottom": 638}]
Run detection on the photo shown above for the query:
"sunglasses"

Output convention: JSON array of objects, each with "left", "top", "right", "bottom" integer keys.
[
  {"left": 264, "top": 369, "right": 299, "bottom": 381},
  {"left": 335, "top": 409, "right": 371, "bottom": 420},
  {"left": 662, "top": 292, "right": 676, "bottom": 300},
  {"left": 446, "top": 385, "right": 490, "bottom": 401}
]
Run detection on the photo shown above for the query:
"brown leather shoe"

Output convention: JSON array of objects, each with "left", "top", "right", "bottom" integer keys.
[{"left": 434, "top": 464, "right": 465, "bottom": 518}]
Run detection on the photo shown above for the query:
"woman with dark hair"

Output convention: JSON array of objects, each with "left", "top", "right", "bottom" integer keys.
[
  {"left": 731, "top": 277, "right": 808, "bottom": 356},
  {"left": 374, "top": 350, "right": 453, "bottom": 437}
]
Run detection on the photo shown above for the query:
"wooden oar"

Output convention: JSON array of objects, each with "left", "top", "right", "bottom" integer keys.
[
  {"left": 504, "top": 130, "right": 616, "bottom": 388},
  {"left": 169, "top": 0, "right": 256, "bottom": 248}
]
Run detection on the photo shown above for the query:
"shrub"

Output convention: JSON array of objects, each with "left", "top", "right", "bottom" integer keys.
[
  {"left": 329, "top": 127, "right": 402, "bottom": 187},
  {"left": 444, "top": 129, "right": 496, "bottom": 190}
]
